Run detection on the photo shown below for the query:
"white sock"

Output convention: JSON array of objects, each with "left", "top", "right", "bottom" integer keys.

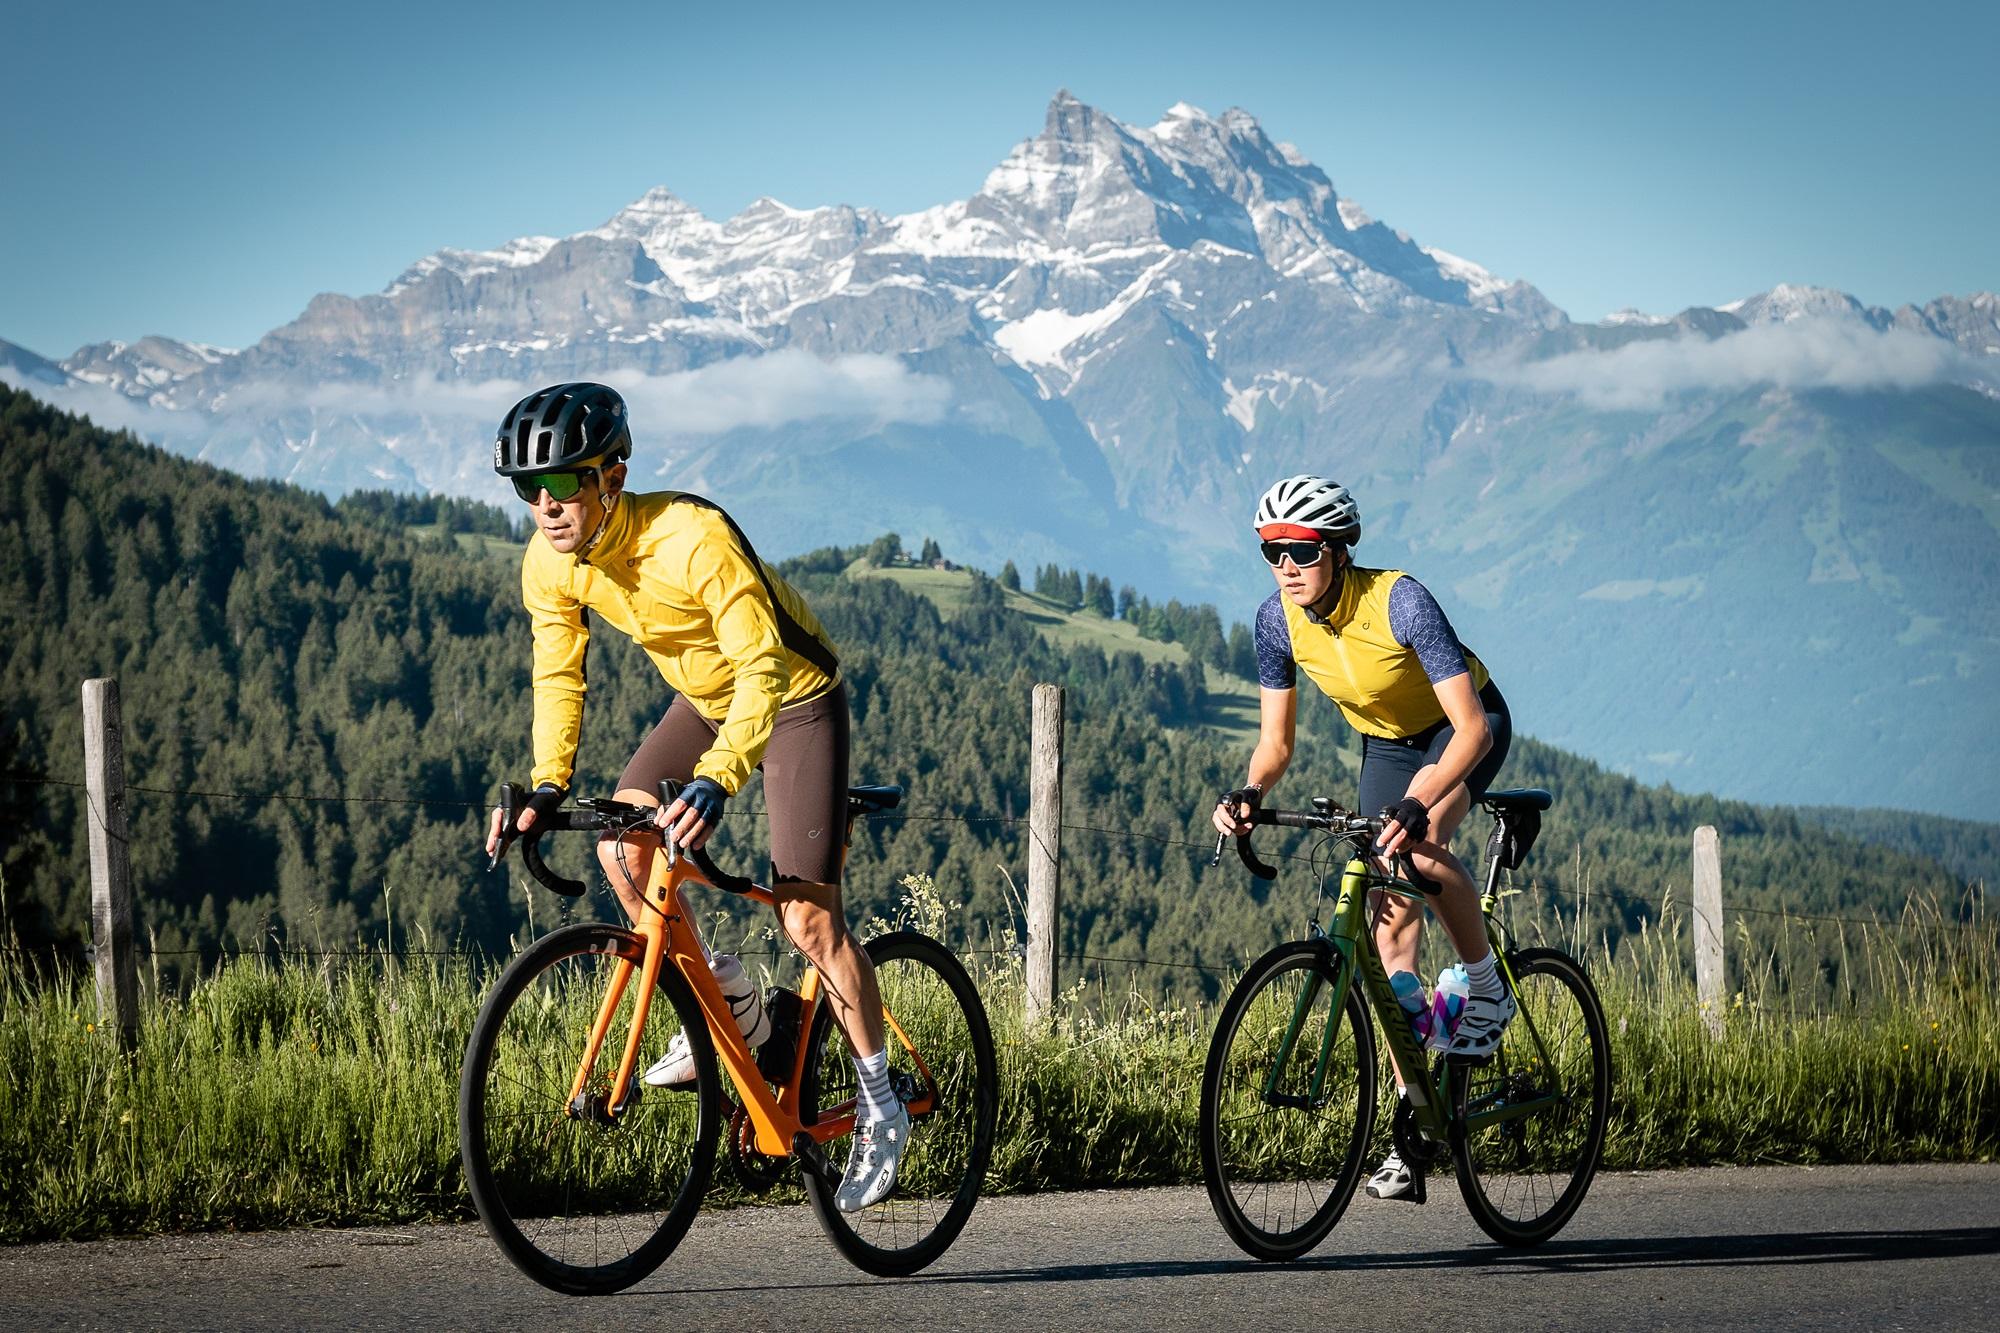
[
  {"left": 1464, "top": 950, "right": 1502, "bottom": 1000},
  {"left": 852, "top": 1048, "right": 896, "bottom": 1123}
]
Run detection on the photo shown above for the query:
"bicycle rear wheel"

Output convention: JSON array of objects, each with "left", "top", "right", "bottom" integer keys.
[
  {"left": 1200, "top": 940, "right": 1377, "bottom": 1261},
  {"left": 459, "top": 922, "right": 720, "bottom": 1294},
  {"left": 800, "top": 930, "right": 997, "bottom": 1276},
  {"left": 1450, "top": 946, "right": 1611, "bottom": 1246}
]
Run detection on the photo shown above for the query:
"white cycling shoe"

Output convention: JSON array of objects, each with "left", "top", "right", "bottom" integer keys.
[
  {"left": 1365, "top": 1150, "right": 1416, "bottom": 1200},
  {"left": 1445, "top": 989, "right": 1518, "bottom": 1064},
  {"left": 834, "top": 1104, "right": 910, "bottom": 1213},
  {"left": 642, "top": 954, "right": 769, "bottom": 1089}
]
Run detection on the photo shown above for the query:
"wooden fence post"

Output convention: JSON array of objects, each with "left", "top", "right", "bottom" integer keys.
[
  {"left": 83, "top": 678, "right": 139, "bottom": 1050},
  {"left": 1692, "top": 825, "right": 1724, "bottom": 1040},
  {"left": 1026, "top": 683, "right": 1065, "bottom": 1027}
]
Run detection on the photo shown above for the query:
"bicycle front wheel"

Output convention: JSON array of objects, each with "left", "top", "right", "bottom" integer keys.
[
  {"left": 459, "top": 922, "right": 720, "bottom": 1294},
  {"left": 1200, "top": 940, "right": 1377, "bottom": 1261},
  {"left": 1450, "top": 946, "right": 1611, "bottom": 1246},
  {"left": 800, "top": 930, "right": 998, "bottom": 1276}
]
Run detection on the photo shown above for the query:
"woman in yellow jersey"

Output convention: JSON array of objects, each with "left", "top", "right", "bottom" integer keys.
[
  {"left": 1210, "top": 474, "right": 1515, "bottom": 1201},
  {"left": 482, "top": 382, "right": 906, "bottom": 1213}
]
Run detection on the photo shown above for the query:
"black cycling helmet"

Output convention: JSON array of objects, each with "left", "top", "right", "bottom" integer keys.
[{"left": 493, "top": 382, "right": 632, "bottom": 477}]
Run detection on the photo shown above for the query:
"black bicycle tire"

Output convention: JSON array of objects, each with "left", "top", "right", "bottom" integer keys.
[
  {"left": 1200, "top": 939, "right": 1377, "bottom": 1261},
  {"left": 459, "top": 922, "right": 721, "bottom": 1295},
  {"left": 1449, "top": 946, "right": 1611, "bottom": 1247},
  {"left": 798, "top": 930, "right": 998, "bottom": 1276}
]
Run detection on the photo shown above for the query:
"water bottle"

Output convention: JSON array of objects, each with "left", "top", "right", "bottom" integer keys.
[
  {"left": 1390, "top": 970, "right": 1433, "bottom": 1046},
  {"left": 1429, "top": 964, "right": 1470, "bottom": 1050},
  {"left": 710, "top": 953, "right": 770, "bottom": 1049}
]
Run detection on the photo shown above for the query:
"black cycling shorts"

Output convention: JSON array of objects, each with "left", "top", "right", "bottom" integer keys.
[{"left": 1354, "top": 680, "right": 1511, "bottom": 828}]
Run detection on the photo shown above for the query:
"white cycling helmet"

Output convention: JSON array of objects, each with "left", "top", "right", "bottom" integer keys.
[{"left": 1254, "top": 474, "right": 1360, "bottom": 545}]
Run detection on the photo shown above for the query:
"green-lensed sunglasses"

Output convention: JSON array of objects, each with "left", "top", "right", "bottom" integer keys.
[{"left": 511, "top": 469, "right": 593, "bottom": 504}]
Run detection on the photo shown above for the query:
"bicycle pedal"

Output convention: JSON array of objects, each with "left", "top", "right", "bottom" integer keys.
[{"left": 790, "top": 1131, "right": 839, "bottom": 1189}]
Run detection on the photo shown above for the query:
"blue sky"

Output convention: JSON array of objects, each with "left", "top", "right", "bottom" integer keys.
[{"left": 3, "top": 0, "right": 1993, "bottom": 356}]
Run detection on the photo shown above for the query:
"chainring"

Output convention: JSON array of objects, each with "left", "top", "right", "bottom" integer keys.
[{"left": 727, "top": 1101, "right": 791, "bottom": 1194}]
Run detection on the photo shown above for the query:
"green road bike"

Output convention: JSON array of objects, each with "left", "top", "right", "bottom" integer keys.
[{"left": 1199, "top": 789, "right": 1610, "bottom": 1259}]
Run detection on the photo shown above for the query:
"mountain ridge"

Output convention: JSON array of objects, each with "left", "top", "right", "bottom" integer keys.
[{"left": 2, "top": 92, "right": 1995, "bottom": 819}]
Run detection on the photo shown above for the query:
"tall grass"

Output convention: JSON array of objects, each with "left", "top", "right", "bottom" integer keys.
[{"left": 3, "top": 879, "right": 1993, "bottom": 1243}]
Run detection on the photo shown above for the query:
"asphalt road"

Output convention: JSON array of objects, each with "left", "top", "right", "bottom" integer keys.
[{"left": 6, "top": 1165, "right": 1997, "bottom": 1331}]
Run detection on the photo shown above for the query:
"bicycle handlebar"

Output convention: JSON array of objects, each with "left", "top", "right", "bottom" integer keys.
[
  {"left": 1210, "top": 796, "right": 1390, "bottom": 883},
  {"left": 492, "top": 780, "right": 758, "bottom": 899}
]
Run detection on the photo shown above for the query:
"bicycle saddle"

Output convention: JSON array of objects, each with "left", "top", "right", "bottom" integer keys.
[
  {"left": 1482, "top": 788, "right": 1553, "bottom": 814},
  {"left": 847, "top": 784, "right": 905, "bottom": 814}
]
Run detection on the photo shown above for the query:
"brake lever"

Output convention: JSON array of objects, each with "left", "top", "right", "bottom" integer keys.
[
  {"left": 487, "top": 782, "right": 523, "bottom": 872},
  {"left": 1209, "top": 788, "right": 1242, "bottom": 868}
]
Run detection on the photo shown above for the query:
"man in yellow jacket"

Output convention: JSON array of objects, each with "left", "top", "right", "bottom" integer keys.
[{"left": 482, "top": 382, "right": 905, "bottom": 1212}]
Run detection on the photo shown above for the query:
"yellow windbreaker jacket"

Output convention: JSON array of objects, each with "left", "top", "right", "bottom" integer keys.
[{"left": 522, "top": 491, "right": 840, "bottom": 794}]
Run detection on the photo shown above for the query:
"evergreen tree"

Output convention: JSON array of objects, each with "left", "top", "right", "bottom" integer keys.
[
  {"left": 866, "top": 532, "right": 903, "bottom": 567},
  {"left": 1085, "top": 573, "right": 1115, "bottom": 617},
  {"left": 0, "top": 383, "right": 1978, "bottom": 1002},
  {"left": 999, "top": 560, "right": 1021, "bottom": 592}
]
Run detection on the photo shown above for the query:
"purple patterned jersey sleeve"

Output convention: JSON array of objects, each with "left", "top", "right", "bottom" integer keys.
[
  {"left": 1388, "top": 575, "right": 1471, "bottom": 685},
  {"left": 1254, "top": 592, "right": 1296, "bottom": 689}
]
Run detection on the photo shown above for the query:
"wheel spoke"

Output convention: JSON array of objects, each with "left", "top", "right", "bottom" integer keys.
[
  {"left": 799, "top": 932, "right": 996, "bottom": 1276},
  {"left": 460, "top": 926, "right": 717, "bottom": 1295},
  {"left": 1451, "top": 950, "right": 1609, "bottom": 1246},
  {"left": 1201, "top": 947, "right": 1374, "bottom": 1260}
]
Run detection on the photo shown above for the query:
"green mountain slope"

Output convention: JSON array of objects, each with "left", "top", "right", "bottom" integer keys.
[{"left": 0, "top": 386, "right": 1981, "bottom": 998}]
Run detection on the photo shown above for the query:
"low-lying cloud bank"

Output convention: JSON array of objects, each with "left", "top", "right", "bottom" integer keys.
[
  {"left": 1466, "top": 318, "right": 1985, "bottom": 410},
  {"left": 2, "top": 350, "right": 953, "bottom": 450}
]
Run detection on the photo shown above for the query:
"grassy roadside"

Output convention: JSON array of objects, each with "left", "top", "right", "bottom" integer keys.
[{"left": 3, "top": 879, "right": 1992, "bottom": 1243}]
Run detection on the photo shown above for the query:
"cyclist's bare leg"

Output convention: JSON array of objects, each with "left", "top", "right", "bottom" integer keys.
[
  {"left": 1371, "top": 773, "right": 1478, "bottom": 971},
  {"left": 597, "top": 797, "right": 885, "bottom": 1061},
  {"left": 775, "top": 879, "right": 886, "bottom": 1058},
  {"left": 1373, "top": 772, "right": 1480, "bottom": 1086},
  {"left": 597, "top": 788, "right": 665, "bottom": 924},
  {"left": 1384, "top": 768, "right": 1496, "bottom": 964}
]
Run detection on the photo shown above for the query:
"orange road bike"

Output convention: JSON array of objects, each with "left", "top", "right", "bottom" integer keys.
[{"left": 460, "top": 782, "right": 997, "bottom": 1294}]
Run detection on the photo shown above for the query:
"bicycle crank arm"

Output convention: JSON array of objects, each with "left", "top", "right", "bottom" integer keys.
[{"left": 791, "top": 1131, "right": 840, "bottom": 1189}]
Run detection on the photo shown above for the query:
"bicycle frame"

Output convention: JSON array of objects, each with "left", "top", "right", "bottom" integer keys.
[
  {"left": 561, "top": 834, "right": 939, "bottom": 1162},
  {"left": 1276, "top": 844, "right": 1565, "bottom": 1143}
]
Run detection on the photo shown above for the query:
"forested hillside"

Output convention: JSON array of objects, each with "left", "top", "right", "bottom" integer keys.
[{"left": 0, "top": 387, "right": 1979, "bottom": 996}]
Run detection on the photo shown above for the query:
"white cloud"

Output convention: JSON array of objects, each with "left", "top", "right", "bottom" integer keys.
[
  {"left": 0, "top": 373, "right": 206, "bottom": 447},
  {"left": 1467, "top": 318, "right": 1976, "bottom": 410},
  {"left": 619, "top": 351, "right": 951, "bottom": 434},
  {"left": 4, "top": 351, "right": 951, "bottom": 451}
]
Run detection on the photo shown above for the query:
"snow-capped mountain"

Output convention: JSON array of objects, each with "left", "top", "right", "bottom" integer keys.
[{"left": 4, "top": 92, "right": 1998, "bottom": 820}]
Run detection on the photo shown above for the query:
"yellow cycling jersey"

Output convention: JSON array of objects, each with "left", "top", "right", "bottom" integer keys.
[
  {"left": 522, "top": 491, "right": 840, "bottom": 795},
  {"left": 1278, "top": 566, "right": 1488, "bottom": 740}
]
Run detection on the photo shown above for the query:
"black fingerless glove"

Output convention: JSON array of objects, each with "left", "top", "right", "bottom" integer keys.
[
  {"left": 524, "top": 782, "right": 567, "bottom": 826},
  {"left": 1220, "top": 784, "right": 1264, "bottom": 817},
  {"left": 676, "top": 776, "right": 728, "bottom": 827},
  {"left": 1383, "top": 795, "right": 1430, "bottom": 845}
]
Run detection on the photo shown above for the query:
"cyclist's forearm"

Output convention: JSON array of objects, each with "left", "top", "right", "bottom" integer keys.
[{"left": 1245, "top": 740, "right": 1292, "bottom": 793}]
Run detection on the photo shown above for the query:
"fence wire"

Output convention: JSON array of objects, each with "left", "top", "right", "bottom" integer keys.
[{"left": 1, "top": 768, "right": 1989, "bottom": 989}]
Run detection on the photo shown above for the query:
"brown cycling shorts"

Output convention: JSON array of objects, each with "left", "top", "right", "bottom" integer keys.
[{"left": 616, "top": 683, "right": 850, "bottom": 885}]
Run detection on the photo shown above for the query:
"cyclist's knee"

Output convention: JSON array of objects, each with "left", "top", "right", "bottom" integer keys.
[
  {"left": 596, "top": 828, "right": 657, "bottom": 885},
  {"left": 1409, "top": 845, "right": 1470, "bottom": 896},
  {"left": 778, "top": 891, "right": 847, "bottom": 961}
]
